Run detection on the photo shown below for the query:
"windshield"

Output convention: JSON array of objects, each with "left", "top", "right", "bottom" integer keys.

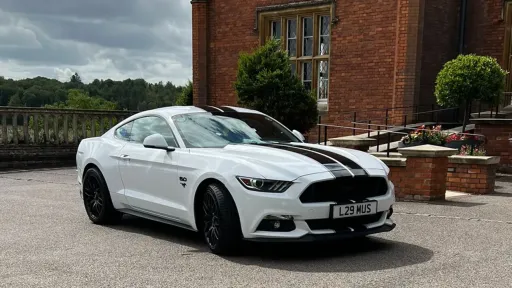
[{"left": 172, "top": 112, "right": 299, "bottom": 148}]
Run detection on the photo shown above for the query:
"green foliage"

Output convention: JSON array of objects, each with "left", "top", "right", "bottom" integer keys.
[
  {"left": 45, "top": 89, "right": 117, "bottom": 110},
  {"left": 0, "top": 72, "right": 187, "bottom": 110},
  {"left": 175, "top": 80, "right": 193, "bottom": 105},
  {"left": 7, "top": 92, "right": 22, "bottom": 107},
  {"left": 234, "top": 38, "right": 318, "bottom": 133},
  {"left": 435, "top": 54, "right": 508, "bottom": 107}
]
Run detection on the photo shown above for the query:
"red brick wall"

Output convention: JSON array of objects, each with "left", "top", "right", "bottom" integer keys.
[
  {"left": 192, "top": 0, "right": 209, "bottom": 105},
  {"left": 194, "top": 0, "right": 433, "bottom": 139},
  {"left": 418, "top": 0, "right": 460, "bottom": 109},
  {"left": 447, "top": 162, "right": 497, "bottom": 194},
  {"left": 465, "top": 0, "right": 505, "bottom": 64},
  {"left": 474, "top": 121, "right": 512, "bottom": 172},
  {"left": 388, "top": 165, "right": 407, "bottom": 198}
]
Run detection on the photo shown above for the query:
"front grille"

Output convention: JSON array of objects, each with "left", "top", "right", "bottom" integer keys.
[
  {"left": 299, "top": 176, "right": 388, "bottom": 204},
  {"left": 306, "top": 212, "right": 383, "bottom": 232}
]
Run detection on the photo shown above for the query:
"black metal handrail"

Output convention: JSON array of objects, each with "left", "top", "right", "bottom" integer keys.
[
  {"left": 316, "top": 122, "right": 486, "bottom": 158},
  {"left": 324, "top": 105, "right": 461, "bottom": 137},
  {"left": 316, "top": 123, "right": 408, "bottom": 157}
]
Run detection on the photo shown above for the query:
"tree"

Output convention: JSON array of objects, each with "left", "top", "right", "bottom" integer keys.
[
  {"left": 175, "top": 80, "right": 193, "bottom": 105},
  {"left": 46, "top": 89, "right": 117, "bottom": 110},
  {"left": 0, "top": 74, "right": 189, "bottom": 110},
  {"left": 7, "top": 93, "right": 23, "bottom": 107},
  {"left": 435, "top": 54, "right": 508, "bottom": 132},
  {"left": 234, "top": 39, "right": 318, "bottom": 133},
  {"left": 70, "top": 72, "right": 82, "bottom": 84}
]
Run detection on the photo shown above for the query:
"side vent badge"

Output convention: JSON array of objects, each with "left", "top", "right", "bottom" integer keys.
[{"left": 179, "top": 177, "right": 187, "bottom": 188}]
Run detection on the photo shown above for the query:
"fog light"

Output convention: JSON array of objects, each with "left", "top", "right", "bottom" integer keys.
[
  {"left": 256, "top": 216, "right": 295, "bottom": 232},
  {"left": 273, "top": 221, "right": 281, "bottom": 229}
]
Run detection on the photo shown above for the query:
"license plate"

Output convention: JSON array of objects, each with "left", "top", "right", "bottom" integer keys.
[{"left": 331, "top": 202, "right": 377, "bottom": 219}]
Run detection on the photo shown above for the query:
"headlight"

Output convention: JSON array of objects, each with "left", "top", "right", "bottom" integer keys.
[{"left": 236, "top": 176, "right": 292, "bottom": 193}]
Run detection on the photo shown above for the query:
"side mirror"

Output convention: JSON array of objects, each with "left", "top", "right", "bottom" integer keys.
[
  {"left": 143, "top": 133, "right": 175, "bottom": 152},
  {"left": 292, "top": 129, "right": 305, "bottom": 142}
]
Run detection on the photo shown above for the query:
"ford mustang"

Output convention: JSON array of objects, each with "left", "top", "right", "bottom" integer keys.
[{"left": 76, "top": 105, "right": 396, "bottom": 255}]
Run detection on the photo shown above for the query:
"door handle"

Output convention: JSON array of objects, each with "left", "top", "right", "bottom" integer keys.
[{"left": 119, "top": 154, "right": 130, "bottom": 160}]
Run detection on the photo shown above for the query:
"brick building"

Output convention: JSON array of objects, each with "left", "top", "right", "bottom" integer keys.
[{"left": 191, "top": 0, "right": 512, "bottom": 134}]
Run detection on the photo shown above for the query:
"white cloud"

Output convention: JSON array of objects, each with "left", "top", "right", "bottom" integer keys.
[{"left": 0, "top": 0, "right": 192, "bottom": 86}]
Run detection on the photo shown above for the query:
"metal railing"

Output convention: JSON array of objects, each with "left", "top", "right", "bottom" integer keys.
[
  {"left": 474, "top": 92, "right": 512, "bottom": 118},
  {"left": 317, "top": 122, "right": 486, "bottom": 158},
  {"left": 320, "top": 104, "right": 461, "bottom": 138}
]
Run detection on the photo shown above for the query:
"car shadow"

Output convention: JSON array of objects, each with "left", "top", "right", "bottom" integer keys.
[
  {"left": 107, "top": 215, "right": 433, "bottom": 273},
  {"left": 223, "top": 237, "right": 434, "bottom": 273},
  {"left": 107, "top": 214, "right": 209, "bottom": 253}
]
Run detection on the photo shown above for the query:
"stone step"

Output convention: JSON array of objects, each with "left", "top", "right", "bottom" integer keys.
[{"left": 470, "top": 110, "right": 512, "bottom": 119}]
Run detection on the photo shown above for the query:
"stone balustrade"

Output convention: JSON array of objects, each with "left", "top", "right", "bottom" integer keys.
[{"left": 0, "top": 107, "right": 135, "bottom": 169}]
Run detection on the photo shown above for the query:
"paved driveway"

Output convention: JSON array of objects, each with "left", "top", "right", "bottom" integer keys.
[{"left": 0, "top": 168, "right": 511, "bottom": 287}]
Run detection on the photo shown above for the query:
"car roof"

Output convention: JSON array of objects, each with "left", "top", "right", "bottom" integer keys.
[{"left": 144, "top": 105, "right": 265, "bottom": 118}]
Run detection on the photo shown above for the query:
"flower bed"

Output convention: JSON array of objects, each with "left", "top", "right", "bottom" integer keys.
[{"left": 399, "top": 125, "right": 486, "bottom": 155}]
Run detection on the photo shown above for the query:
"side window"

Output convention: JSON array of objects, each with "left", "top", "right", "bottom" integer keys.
[
  {"left": 114, "top": 121, "right": 134, "bottom": 141},
  {"left": 130, "top": 116, "right": 178, "bottom": 147}
]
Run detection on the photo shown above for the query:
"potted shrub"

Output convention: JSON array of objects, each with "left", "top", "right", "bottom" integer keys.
[{"left": 434, "top": 54, "right": 508, "bottom": 133}]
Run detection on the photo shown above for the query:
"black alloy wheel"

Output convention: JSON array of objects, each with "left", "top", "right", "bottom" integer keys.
[
  {"left": 203, "top": 190, "right": 221, "bottom": 250},
  {"left": 201, "top": 183, "right": 242, "bottom": 255},
  {"left": 82, "top": 167, "right": 122, "bottom": 225}
]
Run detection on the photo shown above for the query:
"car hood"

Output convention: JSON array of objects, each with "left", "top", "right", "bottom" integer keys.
[{"left": 194, "top": 142, "right": 388, "bottom": 181}]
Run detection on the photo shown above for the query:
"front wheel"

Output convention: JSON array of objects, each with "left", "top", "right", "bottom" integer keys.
[
  {"left": 201, "top": 183, "right": 242, "bottom": 255},
  {"left": 82, "top": 167, "right": 122, "bottom": 225}
]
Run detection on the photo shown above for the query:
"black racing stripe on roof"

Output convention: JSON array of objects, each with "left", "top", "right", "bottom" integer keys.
[{"left": 282, "top": 143, "right": 368, "bottom": 176}]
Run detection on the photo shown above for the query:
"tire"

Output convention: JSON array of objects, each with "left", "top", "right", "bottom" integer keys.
[
  {"left": 82, "top": 167, "right": 122, "bottom": 225},
  {"left": 200, "top": 183, "right": 242, "bottom": 255}
]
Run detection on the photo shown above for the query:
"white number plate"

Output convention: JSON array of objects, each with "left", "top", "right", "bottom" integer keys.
[{"left": 332, "top": 202, "right": 377, "bottom": 219}]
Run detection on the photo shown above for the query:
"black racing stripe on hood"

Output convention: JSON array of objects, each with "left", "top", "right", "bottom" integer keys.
[
  {"left": 252, "top": 143, "right": 352, "bottom": 176},
  {"left": 280, "top": 143, "right": 368, "bottom": 176}
]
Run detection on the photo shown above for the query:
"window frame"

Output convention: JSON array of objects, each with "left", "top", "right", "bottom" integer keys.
[
  {"left": 113, "top": 115, "right": 180, "bottom": 148},
  {"left": 258, "top": 5, "right": 332, "bottom": 103}
]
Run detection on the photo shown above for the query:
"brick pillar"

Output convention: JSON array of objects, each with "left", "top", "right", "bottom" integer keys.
[
  {"left": 472, "top": 119, "right": 512, "bottom": 173},
  {"left": 446, "top": 155, "right": 500, "bottom": 194},
  {"left": 191, "top": 0, "right": 208, "bottom": 106},
  {"left": 397, "top": 144, "right": 458, "bottom": 201}
]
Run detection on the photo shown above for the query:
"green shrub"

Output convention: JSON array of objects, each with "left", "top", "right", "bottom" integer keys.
[
  {"left": 234, "top": 38, "right": 318, "bottom": 133},
  {"left": 435, "top": 54, "right": 508, "bottom": 131},
  {"left": 176, "top": 80, "right": 193, "bottom": 105}
]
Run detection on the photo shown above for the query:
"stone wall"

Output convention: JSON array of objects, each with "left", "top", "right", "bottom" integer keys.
[{"left": 0, "top": 107, "right": 134, "bottom": 170}]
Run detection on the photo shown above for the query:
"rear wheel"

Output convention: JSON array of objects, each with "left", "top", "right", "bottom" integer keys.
[
  {"left": 82, "top": 167, "right": 122, "bottom": 225},
  {"left": 201, "top": 183, "right": 242, "bottom": 255}
]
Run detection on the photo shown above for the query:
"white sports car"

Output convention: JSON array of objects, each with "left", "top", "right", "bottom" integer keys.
[{"left": 76, "top": 105, "right": 396, "bottom": 254}]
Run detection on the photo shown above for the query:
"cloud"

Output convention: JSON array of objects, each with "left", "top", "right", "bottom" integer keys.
[{"left": 0, "top": 0, "right": 192, "bottom": 85}]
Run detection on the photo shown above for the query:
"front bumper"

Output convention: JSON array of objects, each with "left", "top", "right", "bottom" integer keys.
[
  {"left": 246, "top": 221, "right": 396, "bottom": 243},
  {"left": 230, "top": 171, "right": 396, "bottom": 241}
]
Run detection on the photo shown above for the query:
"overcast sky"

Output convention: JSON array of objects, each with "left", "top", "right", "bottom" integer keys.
[{"left": 0, "top": 0, "right": 192, "bottom": 86}]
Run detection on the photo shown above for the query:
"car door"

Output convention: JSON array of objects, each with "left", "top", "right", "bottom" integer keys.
[{"left": 118, "top": 115, "right": 188, "bottom": 222}]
